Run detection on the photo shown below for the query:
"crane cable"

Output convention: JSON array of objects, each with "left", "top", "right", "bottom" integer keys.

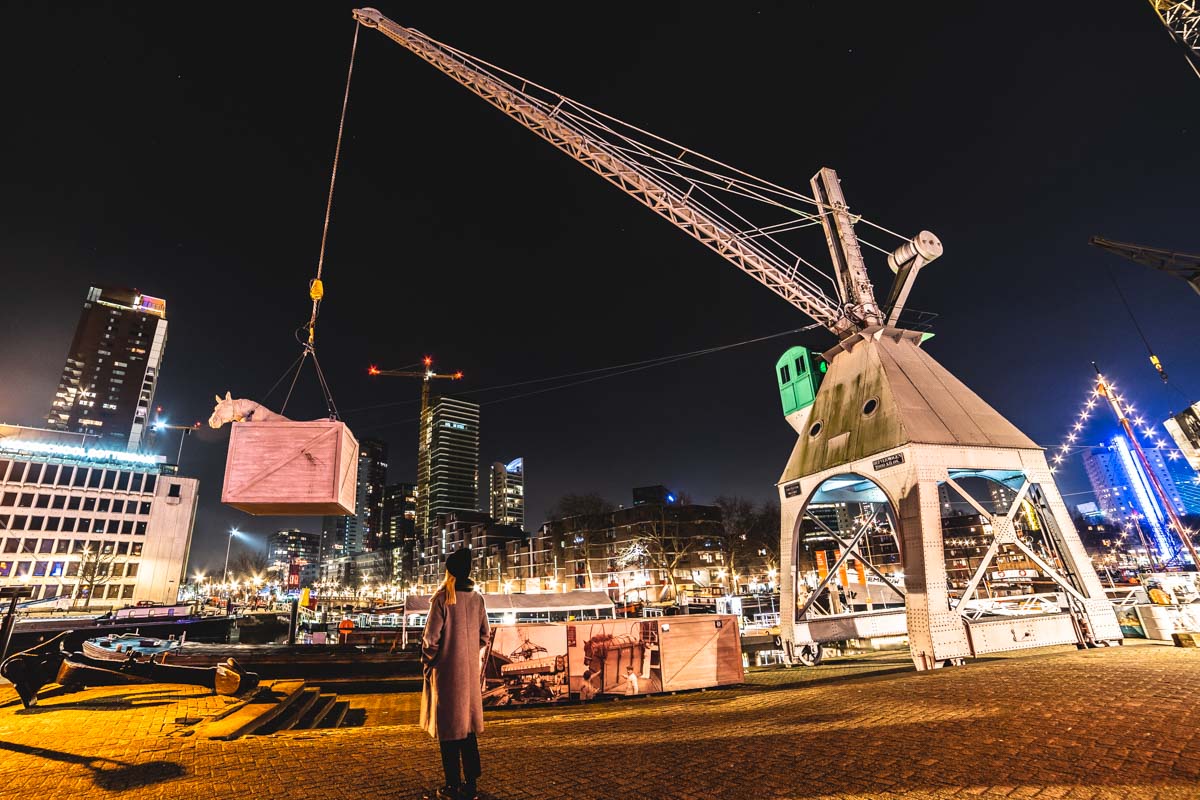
[
  {"left": 349, "top": 323, "right": 824, "bottom": 430},
  {"left": 1104, "top": 262, "right": 1170, "bottom": 388},
  {"left": 280, "top": 22, "right": 361, "bottom": 418}
]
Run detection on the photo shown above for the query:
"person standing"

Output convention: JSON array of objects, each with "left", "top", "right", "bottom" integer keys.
[
  {"left": 421, "top": 548, "right": 490, "bottom": 800},
  {"left": 624, "top": 664, "right": 640, "bottom": 695}
]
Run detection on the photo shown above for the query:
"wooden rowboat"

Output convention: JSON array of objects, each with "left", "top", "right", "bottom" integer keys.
[{"left": 81, "top": 632, "right": 182, "bottom": 662}]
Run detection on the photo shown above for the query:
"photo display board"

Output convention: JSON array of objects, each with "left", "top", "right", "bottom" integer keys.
[
  {"left": 482, "top": 623, "right": 569, "bottom": 706},
  {"left": 566, "top": 615, "right": 743, "bottom": 700}
]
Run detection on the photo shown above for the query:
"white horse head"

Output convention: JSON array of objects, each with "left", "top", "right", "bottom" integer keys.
[
  {"left": 208, "top": 392, "right": 239, "bottom": 429},
  {"left": 208, "top": 392, "right": 288, "bottom": 429}
]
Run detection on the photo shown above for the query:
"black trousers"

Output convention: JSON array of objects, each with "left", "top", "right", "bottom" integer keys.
[{"left": 439, "top": 732, "right": 481, "bottom": 786}]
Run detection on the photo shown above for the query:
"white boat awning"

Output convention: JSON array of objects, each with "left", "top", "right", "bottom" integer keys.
[{"left": 404, "top": 590, "right": 614, "bottom": 616}]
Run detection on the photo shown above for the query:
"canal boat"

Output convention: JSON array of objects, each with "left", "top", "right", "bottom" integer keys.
[{"left": 81, "top": 632, "right": 183, "bottom": 662}]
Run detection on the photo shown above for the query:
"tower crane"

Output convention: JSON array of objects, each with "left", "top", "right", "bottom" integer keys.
[
  {"left": 1146, "top": 0, "right": 1200, "bottom": 81},
  {"left": 368, "top": 356, "right": 462, "bottom": 538}
]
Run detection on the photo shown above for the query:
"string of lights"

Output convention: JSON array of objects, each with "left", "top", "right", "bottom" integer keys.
[{"left": 1049, "top": 376, "right": 1186, "bottom": 474}]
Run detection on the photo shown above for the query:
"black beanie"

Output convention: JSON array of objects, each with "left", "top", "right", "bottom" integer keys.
[{"left": 445, "top": 548, "right": 472, "bottom": 581}]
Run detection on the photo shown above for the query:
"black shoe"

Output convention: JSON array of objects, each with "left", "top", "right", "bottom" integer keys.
[
  {"left": 460, "top": 782, "right": 479, "bottom": 800},
  {"left": 434, "top": 786, "right": 459, "bottom": 800}
]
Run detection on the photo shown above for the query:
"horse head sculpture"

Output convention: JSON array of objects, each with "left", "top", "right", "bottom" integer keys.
[{"left": 208, "top": 392, "right": 288, "bottom": 429}]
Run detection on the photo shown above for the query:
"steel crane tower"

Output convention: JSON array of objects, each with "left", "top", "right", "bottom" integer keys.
[{"left": 350, "top": 8, "right": 1122, "bottom": 667}]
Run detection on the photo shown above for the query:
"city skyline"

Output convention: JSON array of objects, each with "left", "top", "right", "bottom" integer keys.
[{"left": 1, "top": 3, "right": 1197, "bottom": 571}]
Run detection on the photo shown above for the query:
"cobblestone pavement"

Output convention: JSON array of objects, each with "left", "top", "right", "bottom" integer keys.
[{"left": 0, "top": 643, "right": 1197, "bottom": 799}]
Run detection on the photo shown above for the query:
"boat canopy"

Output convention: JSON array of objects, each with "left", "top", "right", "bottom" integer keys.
[{"left": 404, "top": 590, "right": 614, "bottom": 616}]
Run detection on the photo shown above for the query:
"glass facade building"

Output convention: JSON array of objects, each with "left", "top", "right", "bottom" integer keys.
[
  {"left": 416, "top": 395, "right": 479, "bottom": 541},
  {"left": 490, "top": 458, "right": 525, "bottom": 529},
  {"left": 321, "top": 438, "right": 388, "bottom": 559},
  {"left": 46, "top": 286, "right": 168, "bottom": 452}
]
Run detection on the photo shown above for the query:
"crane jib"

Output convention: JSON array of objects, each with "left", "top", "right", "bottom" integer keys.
[{"left": 350, "top": 8, "right": 937, "bottom": 337}]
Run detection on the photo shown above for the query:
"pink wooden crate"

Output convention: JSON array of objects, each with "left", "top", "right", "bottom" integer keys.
[{"left": 221, "top": 420, "right": 358, "bottom": 516}]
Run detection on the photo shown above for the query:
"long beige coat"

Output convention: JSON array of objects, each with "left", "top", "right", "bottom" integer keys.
[{"left": 419, "top": 587, "right": 490, "bottom": 740}]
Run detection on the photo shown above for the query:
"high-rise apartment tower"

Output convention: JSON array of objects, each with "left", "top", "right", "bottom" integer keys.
[
  {"left": 47, "top": 286, "right": 168, "bottom": 452},
  {"left": 490, "top": 458, "right": 525, "bottom": 529},
  {"left": 416, "top": 395, "right": 479, "bottom": 545}
]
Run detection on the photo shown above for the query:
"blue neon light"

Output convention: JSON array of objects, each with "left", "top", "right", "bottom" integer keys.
[{"left": 1112, "top": 436, "right": 1172, "bottom": 556}]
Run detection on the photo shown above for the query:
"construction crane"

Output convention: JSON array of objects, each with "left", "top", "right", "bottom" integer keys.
[
  {"left": 1146, "top": 0, "right": 1200, "bottom": 81},
  {"left": 1090, "top": 236, "right": 1200, "bottom": 297},
  {"left": 350, "top": 8, "right": 941, "bottom": 344},
  {"left": 368, "top": 356, "right": 463, "bottom": 413},
  {"left": 368, "top": 356, "right": 462, "bottom": 537}
]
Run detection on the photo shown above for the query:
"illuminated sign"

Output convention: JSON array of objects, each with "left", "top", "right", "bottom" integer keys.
[
  {"left": 505, "top": 457, "right": 524, "bottom": 474},
  {"left": 443, "top": 421, "right": 467, "bottom": 430},
  {"left": 135, "top": 294, "right": 167, "bottom": 317},
  {"left": 0, "top": 439, "right": 163, "bottom": 466}
]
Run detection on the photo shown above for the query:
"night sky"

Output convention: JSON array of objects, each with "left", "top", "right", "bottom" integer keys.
[{"left": 2, "top": 2, "right": 1197, "bottom": 573}]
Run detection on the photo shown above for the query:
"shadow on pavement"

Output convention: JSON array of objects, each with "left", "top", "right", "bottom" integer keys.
[
  {"left": 13, "top": 689, "right": 190, "bottom": 714},
  {"left": 0, "top": 739, "right": 186, "bottom": 790}
]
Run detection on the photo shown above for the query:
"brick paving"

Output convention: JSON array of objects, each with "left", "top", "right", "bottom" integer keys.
[{"left": 0, "top": 643, "right": 1197, "bottom": 799}]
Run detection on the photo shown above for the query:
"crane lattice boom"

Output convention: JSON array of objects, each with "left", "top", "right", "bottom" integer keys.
[
  {"left": 352, "top": 8, "right": 925, "bottom": 337},
  {"left": 1090, "top": 236, "right": 1200, "bottom": 296},
  {"left": 1148, "top": 1, "right": 1200, "bottom": 80}
]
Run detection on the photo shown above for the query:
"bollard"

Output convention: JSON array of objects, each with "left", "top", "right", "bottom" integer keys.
[{"left": 288, "top": 599, "right": 300, "bottom": 645}]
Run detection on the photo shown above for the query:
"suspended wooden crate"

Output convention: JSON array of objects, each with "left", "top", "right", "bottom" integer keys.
[{"left": 221, "top": 420, "right": 358, "bottom": 516}]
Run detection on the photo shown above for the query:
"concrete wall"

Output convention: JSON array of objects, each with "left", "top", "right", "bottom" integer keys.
[{"left": 137, "top": 474, "right": 198, "bottom": 604}]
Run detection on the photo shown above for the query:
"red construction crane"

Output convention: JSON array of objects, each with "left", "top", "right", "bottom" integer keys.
[{"left": 368, "top": 356, "right": 462, "bottom": 539}]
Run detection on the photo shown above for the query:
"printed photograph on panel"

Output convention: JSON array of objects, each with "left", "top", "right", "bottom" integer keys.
[
  {"left": 482, "top": 623, "right": 569, "bottom": 706},
  {"left": 567, "top": 619, "right": 664, "bottom": 700}
]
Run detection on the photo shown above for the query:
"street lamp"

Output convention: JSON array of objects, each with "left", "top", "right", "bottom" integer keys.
[
  {"left": 152, "top": 411, "right": 202, "bottom": 467},
  {"left": 223, "top": 528, "right": 244, "bottom": 585}
]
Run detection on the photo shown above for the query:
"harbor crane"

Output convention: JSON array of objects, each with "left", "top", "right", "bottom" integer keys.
[
  {"left": 349, "top": 8, "right": 1122, "bottom": 668},
  {"left": 1146, "top": 0, "right": 1200, "bottom": 80},
  {"left": 1090, "top": 237, "right": 1200, "bottom": 297}
]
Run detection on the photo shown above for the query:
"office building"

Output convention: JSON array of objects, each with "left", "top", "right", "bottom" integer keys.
[
  {"left": 1163, "top": 455, "right": 1200, "bottom": 515},
  {"left": 415, "top": 510, "right": 492, "bottom": 588},
  {"left": 1083, "top": 438, "right": 1178, "bottom": 558},
  {"left": 267, "top": 528, "right": 321, "bottom": 588},
  {"left": 416, "top": 395, "right": 479, "bottom": 542},
  {"left": 490, "top": 458, "right": 525, "bottom": 529},
  {"left": 0, "top": 425, "right": 196, "bottom": 605},
  {"left": 46, "top": 286, "right": 168, "bottom": 452},
  {"left": 382, "top": 481, "right": 417, "bottom": 581},
  {"left": 321, "top": 438, "right": 389, "bottom": 559}
]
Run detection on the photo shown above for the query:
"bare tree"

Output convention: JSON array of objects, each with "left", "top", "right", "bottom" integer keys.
[
  {"left": 230, "top": 550, "right": 270, "bottom": 581},
  {"left": 712, "top": 495, "right": 757, "bottom": 593},
  {"left": 548, "top": 493, "right": 614, "bottom": 589},
  {"left": 750, "top": 499, "right": 781, "bottom": 576},
  {"left": 625, "top": 507, "right": 719, "bottom": 603},
  {"left": 74, "top": 544, "right": 117, "bottom": 610}
]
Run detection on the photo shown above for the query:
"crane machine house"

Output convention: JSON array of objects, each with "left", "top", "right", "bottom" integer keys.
[{"left": 349, "top": 8, "right": 1121, "bottom": 669}]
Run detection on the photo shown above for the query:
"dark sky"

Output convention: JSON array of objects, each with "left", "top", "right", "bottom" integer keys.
[{"left": 1, "top": 2, "right": 1197, "bottom": 572}]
